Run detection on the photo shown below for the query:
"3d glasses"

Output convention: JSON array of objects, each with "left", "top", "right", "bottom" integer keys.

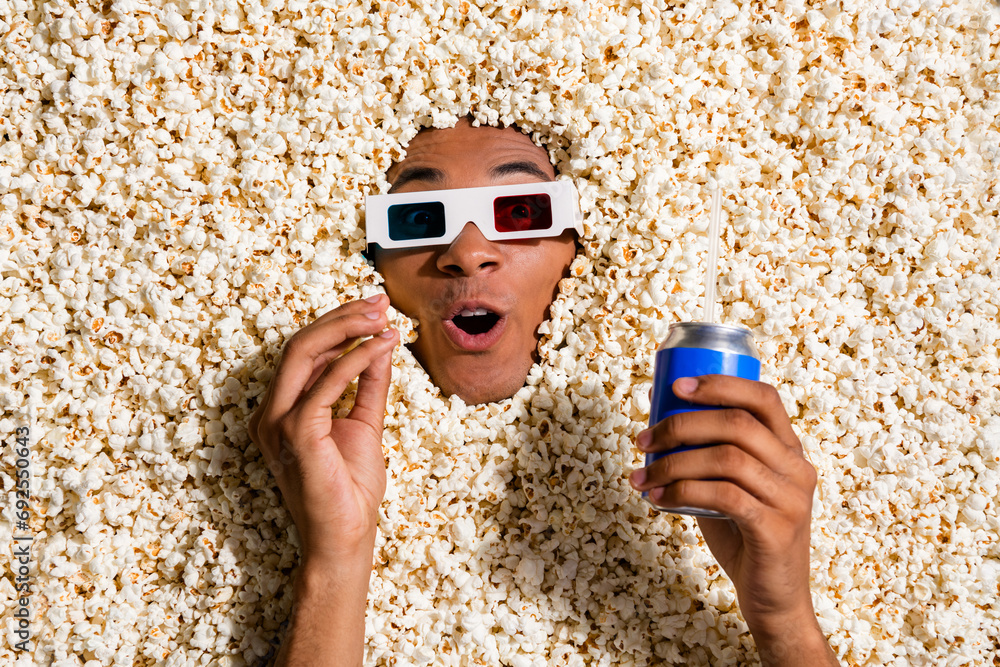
[{"left": 365, "top": 180, "right": 583, "bottom": 251}]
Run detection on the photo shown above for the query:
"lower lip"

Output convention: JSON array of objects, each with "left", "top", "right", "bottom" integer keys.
[{"left": 441, "top": 316, "right": 507, "bottom": 352}]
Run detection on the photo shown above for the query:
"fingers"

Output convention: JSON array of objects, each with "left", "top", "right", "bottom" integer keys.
[
  {"left": 645, "top": 479, "right": 766, "bottom": 525},
  {"left": 631, "top": 375, "right": 817, "bottom": 521},
  {"left": 267, "top": 296, "right": 391, "bottom": 418},
  {"left": 310, "top": 293, "right": 387, "bottom": 328},
  {"left": 298, "top": 295, "right": 391, "bottom": 390},
  {"left": 630, "top": 444, "right": 784, "bottom": 508},
  {"left": 348, "top": 330, "right": 397, "bottom": 433},
  {"left": 300, "top": 337, "right": 368, "bottom": 392},
  {"left": 670, "top": 375, "right": 801, "bottom": 451},
  {"left": 292, "top": 331, "right": 398, "bottom": 434},
  {"left": 639, "top": 407, "right": 789, "bottom": 473},
  {"left": 631, "top": 445, "right": 815, "bottom": 526}
]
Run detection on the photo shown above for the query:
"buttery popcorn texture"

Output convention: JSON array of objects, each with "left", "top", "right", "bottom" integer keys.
[{"left": 1, "top": 0, "right": 998, "bottom": 664}]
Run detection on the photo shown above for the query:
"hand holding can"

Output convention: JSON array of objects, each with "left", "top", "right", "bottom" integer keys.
[{"left": 629, "top": 370, "right": 826, "bottom": 658}]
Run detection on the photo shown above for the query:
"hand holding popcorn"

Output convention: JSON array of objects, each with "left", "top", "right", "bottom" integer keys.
[
  {"left": 246, "top": 294, "right": 398, "bottom": 665},
  {"left": 630, "top": 375, "right": 838, "bottom": 665},
  {"left": 248, "top": 294, "right": 398, "bottom": 567}
]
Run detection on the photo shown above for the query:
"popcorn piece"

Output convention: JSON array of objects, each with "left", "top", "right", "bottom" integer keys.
[{"left": 384, "top": 303, "right": 419, "bottom": 345}]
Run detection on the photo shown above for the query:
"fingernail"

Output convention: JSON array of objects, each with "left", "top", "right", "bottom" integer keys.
[
  {"left": 379, "top": 329, "right": 395, "bottom": 339},
  {"left": 365, "top": 310, "right": 381, "bottom": 319},
  {"left": 675, "top": 377, "right": 698, "bottom": 396},
  {"left": 637, "top": 429, "right": 652, "bottom": 450},
  {"left": 629, "top": 468, "right": 646, "bottom": 488},
  {"left": 365, "top": 294, "right": 382, "bottom": 303}
]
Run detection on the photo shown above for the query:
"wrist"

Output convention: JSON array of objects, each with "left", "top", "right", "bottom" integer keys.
[
  {"left": 297, "top": 543, "right": 377, "bottom": 597},
  {"left": 299, "top": 526, "right": 378, "bottom": 574},
  {"left": 744, "top": 600, "right": 817, "bottom": 638},
  {"left": 749, "top": 612, "right": 836, "bottom": 667},
  {"left": 276, "top": 539, "right": 376, "bottom": 667}
]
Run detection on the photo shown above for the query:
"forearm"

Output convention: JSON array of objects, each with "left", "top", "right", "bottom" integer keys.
[
  {"left": 274, "top": 548, "right": 375, "bottom": 667},
  {"left": 750, "top": 616, "right": 840, "bottom": 667}
]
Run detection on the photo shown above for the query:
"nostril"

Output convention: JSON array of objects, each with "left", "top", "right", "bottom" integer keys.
[{"left": 440, "top": 259, "right": 498, "bottom": 276}]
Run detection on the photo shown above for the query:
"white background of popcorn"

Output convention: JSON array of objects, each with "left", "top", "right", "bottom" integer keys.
[{"left": 1, "top": 0, "right": 998, "bottom": 665}]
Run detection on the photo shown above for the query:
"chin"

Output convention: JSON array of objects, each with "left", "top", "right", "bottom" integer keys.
[{"left": 434, "top": 362, "right": 531, "bottom": 405}]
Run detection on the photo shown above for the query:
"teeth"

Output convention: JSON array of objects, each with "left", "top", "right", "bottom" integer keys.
[{"left": 458, "top": 308, "right": 490, "bottom": 317}]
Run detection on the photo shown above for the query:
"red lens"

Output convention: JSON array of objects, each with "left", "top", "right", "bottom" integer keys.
[{"left": 493, "top": 194, "right": 552, "bottom": 233}]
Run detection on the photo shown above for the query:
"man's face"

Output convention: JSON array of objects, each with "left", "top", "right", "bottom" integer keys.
[{"left": 375, "top": 119, "right": 578, "bottom": 405}]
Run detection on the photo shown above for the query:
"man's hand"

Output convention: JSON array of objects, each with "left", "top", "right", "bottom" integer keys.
[
  {"left": 248, "top": 294, "right": 398, "bottom": 666},
  {"left": 248, "top": 294, "right": 398, "bottom": 568},
  {"left": 629, "top": 375, "right": 839, "bottom": 666}
]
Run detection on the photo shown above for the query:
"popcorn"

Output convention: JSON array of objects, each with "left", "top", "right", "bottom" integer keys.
[{"left": 1, "top": 0, "right": 998, "bottom": 664}]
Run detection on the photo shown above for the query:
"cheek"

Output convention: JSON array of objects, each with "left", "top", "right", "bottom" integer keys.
[
  {"left": 378, "top": 256, "right": 423, "bottom": 312},
  {"left": 536, "top": 238, "right": 577, "bottom": 283},
  {"left": 511, "top": 243, "right": 575, "bottom": 308}
]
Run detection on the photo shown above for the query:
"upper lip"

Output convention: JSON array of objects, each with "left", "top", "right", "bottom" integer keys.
[{"left": 442, "top": 300, "right": 507, "bottom": 321}]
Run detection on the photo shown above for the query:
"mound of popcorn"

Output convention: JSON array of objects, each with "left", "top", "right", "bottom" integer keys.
[{"left": 1, "top": 0, "right": 999, "bottom": 663}]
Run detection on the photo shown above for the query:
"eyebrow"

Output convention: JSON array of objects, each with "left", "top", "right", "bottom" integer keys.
[
  {"left": 387, "top": 166, "right": 445, "bottom": 194},
  {"left": 488, "top": 160, "right": 553, "bottom": 182},
  {"left": 387, "top": 160, "right": 553, "bottom": 193}
]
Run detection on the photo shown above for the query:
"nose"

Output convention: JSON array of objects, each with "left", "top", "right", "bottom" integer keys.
[{"left": 436, "top": 222, "right": 503, "bottom": 277}]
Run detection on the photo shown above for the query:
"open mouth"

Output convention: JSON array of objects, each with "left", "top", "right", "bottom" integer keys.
[
  {"left": 442, "top": 304, "right": 508, "bottom": 352},
  {"left": 451, "top": 307, "right": 501, "bottom": 335}
]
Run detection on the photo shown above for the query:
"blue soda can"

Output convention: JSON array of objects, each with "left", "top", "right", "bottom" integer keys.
[{"left": 644, "top": 322, "right": 761, "bottom": 518}]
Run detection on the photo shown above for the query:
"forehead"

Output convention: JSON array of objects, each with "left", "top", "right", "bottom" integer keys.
[{"left": 387, "top": 122, "right": 555, "bottom": 184}]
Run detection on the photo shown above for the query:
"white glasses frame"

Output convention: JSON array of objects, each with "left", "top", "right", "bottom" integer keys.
[{"left": 365, "top": 180, "right": 584, "bottom": 251}]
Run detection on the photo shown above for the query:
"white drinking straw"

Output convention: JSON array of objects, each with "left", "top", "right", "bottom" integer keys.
[{"left": 704, "top": 184, "right": 722, "bottom": 324}]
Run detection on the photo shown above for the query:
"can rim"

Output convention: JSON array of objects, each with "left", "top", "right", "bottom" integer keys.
[{"left": 669, "top": 321, "right": 753, "bottom": 335}]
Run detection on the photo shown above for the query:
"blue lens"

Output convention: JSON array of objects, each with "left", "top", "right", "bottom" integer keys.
[{"left": 387, "top": 202, "right": 446, "bottom": 241}]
